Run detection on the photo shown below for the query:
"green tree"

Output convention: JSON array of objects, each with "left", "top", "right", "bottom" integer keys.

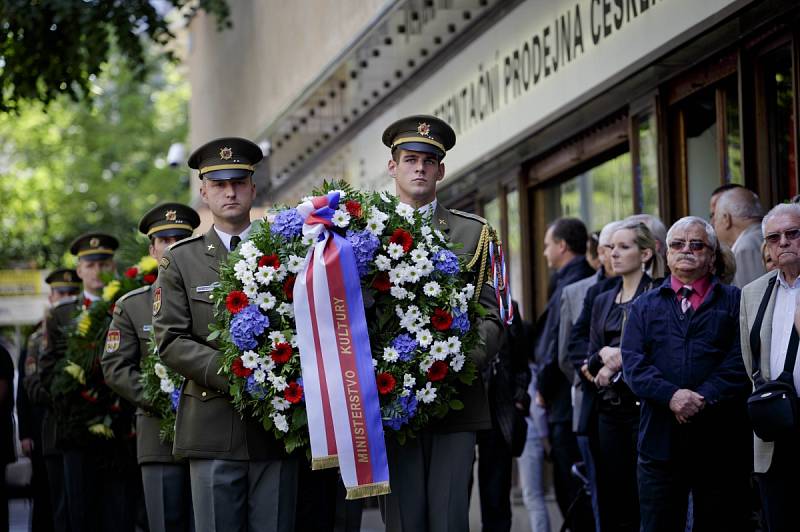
[
  {"left": 0, "top": 0, "right": 230, "bottom": 112},
  {"left": 0, "top": 50, "right": 192, "bottom": 269}
]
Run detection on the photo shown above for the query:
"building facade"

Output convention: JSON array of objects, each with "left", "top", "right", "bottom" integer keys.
[{"left": 188, "top": 0, "right": 800, "bottom": 317}]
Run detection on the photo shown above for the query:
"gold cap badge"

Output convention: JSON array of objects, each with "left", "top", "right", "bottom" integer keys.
[
  {"left": 417, "top": 122, "right": 431, "bottom": 137},
  {"left": 219, "top": 147, "right": 233, "bottom": 160},
  {"left": 165, "top": 210, "right": 177, "bottom": 222},
  {"left": 89, "top": 237, "right": 100, "bottom": 248}
]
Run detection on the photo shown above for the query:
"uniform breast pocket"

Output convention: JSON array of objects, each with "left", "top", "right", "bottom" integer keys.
[{"left": 189, "top": 284, "right": 216, "bottom": 337}]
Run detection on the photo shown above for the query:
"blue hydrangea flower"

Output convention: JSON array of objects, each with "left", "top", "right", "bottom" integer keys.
[
  {"left": 382, "top": 394, "right": 419, "bottom": 430},
  {"left": 230, "top": 305, "right": 269, "bottom": 351},
  {"left": 346, "top": 229, "right": 380, "bottom": 277},
  {"left": 246, "top": 375, "right": 268, "bottom": 400},
  {"left": 270, "top": 208, "right": 304, "bottom": 240},
  {"left": 451, "top": 309, "right": 470, "bottom": 333},
  {"left": 433, "top": 249, "right": 459, "bottom": 275},
  {"left": 170, "top": 388, "right": 181, "bottom": 412},
  {"left": 392, "top": 334, "right": 418, "bottom": 362}
]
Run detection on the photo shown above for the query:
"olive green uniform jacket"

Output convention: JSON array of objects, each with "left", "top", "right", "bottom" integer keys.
[
  {"left": 153, "top": 225, "right": 285, "bottom": 460},
  {"left": 102, "top": 285, "right": 181, "bottom": 464},
  {"left": 432, "top": 203, "right": 504, "bottom": 432}
]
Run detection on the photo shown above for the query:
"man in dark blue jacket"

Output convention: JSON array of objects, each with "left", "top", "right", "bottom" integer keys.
[
  {"left": 535, "top": 217, "right": 595, "bottom": 530},
  {"left": 622, "top": 216, "right": 751, "bottom": 532}
]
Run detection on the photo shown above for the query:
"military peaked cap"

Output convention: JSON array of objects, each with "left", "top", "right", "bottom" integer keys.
[
  {"left": 382, "top": 115, "right": 456, "bottom": 159},
  {"left": 45, "top": 268, "right": 81, "bottom": 291},
  {"left": 188, "top": 137, "right": 263, "bottom": 180},
  {"left": 69, "top": 232, "right": 118, "bottom": 261},
  {"left": 138, "top": 202, "right": 201, "bottom": 239}
]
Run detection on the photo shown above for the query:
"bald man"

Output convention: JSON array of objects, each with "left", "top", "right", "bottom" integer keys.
[{"left": 713, "top": 187, "right": 765, "bottom": 288}]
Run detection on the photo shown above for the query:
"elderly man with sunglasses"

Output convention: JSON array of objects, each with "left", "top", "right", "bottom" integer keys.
[
  {"left": 740, "top": 203, "right": 800, "bottom": 531},
  {"left": 621, "top": 216, "right": 752, "bottom": 532}
]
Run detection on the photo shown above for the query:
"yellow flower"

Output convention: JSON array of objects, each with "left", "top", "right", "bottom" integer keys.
[
  {"left": 137, "top": 256, "right": 158, "bottom": 273},
  {"left": 76, "top": 311, "right": 92, "bottom": 336},
  {"left": 88, "top": 423, "right": 114, "bottom": 439},
  {"left": 64, "top": 361, "right": 86, "bottom": 385},
  {"left": 102, "top": 279, "right": 121, "bottom": 301}
]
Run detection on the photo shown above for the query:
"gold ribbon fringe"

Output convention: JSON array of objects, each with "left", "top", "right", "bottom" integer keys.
[{"left": 345, "top": 481, "right": 391, "bottom": 500}]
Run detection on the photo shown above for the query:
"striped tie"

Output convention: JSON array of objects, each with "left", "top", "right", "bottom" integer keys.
[{"left": 678, "top": 285, "right": 693, "bottom": 314}]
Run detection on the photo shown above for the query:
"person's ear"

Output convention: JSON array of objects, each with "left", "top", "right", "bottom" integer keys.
[{"left": 388, "top": 158, "right": 397, "bottom": 178}]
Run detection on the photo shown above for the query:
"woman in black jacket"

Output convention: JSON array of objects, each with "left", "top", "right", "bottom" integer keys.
[{"left": 583, "top": 221, "right": 664, "bottom": 532}]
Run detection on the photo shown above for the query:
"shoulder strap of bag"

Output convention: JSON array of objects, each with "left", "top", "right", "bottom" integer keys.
[
  {"left": 750, "top": 275, "right": 778, "bottom": 384},
  {"left": 780, "top": 325, "right": 800, "bottom": 383}
]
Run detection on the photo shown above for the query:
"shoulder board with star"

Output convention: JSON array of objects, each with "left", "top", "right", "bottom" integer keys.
[
  {"left": 449, "top": 208, "right": 488, "bottom": 225},
  {"left": 168, "top": 234, "right": 203, "bottom": 250},
  {"left": 115, "top": 285, "right": 151, "bottom": 306}
]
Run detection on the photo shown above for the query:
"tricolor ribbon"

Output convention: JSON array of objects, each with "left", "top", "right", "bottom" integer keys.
[
  {"left": 489, "top": 240, "right": 514, "bottom": 325},
  {"left": 293, "top": 192, "right": 390, "bottom": 499}
]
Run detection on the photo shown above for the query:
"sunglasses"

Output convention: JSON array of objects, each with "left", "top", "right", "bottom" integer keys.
[
  {"left": 668, "top": 240, "right": 709, "bottom": 252},
  {"left": 764, "top": 228, "right": 800, "bottom": 245}
]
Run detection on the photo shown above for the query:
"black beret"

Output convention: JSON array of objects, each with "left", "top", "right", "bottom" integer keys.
[{"left": 382, "top": 115, "right": 456, "bottom": 159}]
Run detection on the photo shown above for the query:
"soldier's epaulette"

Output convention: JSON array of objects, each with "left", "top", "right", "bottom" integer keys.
[
  {"left": 448, "top": 208, "right": 488, "bottom": 225},
  {"left": 168, "top": 234, "right": 203, "bottom": 250},
  {"left": 53, "top": 296, "right": 78, "bottom": 308},
  {"left": 116, "top": 285, "right": 151, "bottom": 305}
]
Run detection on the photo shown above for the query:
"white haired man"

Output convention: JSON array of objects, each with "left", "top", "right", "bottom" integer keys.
[{"left": 713, "top": 187, "right": 765, "bottom": 288}]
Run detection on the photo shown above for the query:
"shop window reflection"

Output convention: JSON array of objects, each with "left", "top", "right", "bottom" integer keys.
[
  {"left": 635, "top": 112, "right": 660, "bottom": 218},
  {"left": 725, "top": 82, "right": 743, "bottom": 185},
  {"left": 763, "top": 45, "right": 796, "bottom": 200},
  {"left": 506, "top": 189, "right": 522, "bottom": 308}
]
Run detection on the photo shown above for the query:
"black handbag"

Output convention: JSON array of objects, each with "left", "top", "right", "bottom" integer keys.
[{"left": 746, "top": 276, "right": 799, "bottom": 442}]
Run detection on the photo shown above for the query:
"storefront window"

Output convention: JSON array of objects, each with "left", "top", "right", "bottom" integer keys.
[
  {"left": 545, "top": 151, "right": 633, "bottom": 232},
  {"left": 483, "top": 196, "right": 501, "bottom": 233},
  {"left": 506, "top": 188, "right": 522, "bottom": 308},
  {"left": 683, "top": 88, "right": 719, "bottom": 218},
  {"left": 725, "top": 82, "right": 743, "bottom": 185},
  {"left": 763, "top": 45, "right": 796, "bottom": 200},
  {"left": 636, "top": 113, "right": 660, "bottom": 218}
]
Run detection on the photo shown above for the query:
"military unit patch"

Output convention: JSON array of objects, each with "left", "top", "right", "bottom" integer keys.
[
  {"left": 153, "top": 287, "right": 162, "bottom": 316},
  {"left": 160, "top": 257, "right": 170, "bottom": 270},
  {"left": 105, "top": 329, "right": 120, "bottom": 353}
]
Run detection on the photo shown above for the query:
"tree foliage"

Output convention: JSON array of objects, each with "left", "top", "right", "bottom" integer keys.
[
  {"left": 0, "top": 49, "right": 192, "bottom": 269},
  {"left": 0, "top": 0, "right": 231, "bottom": 112}
]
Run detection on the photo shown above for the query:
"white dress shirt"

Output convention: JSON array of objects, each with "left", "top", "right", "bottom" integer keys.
[
  {"left": 214, "top": 223, "right": 253, "bottom": 251},
  {"left": 84, "top": 291, "right": 100, "bottom": 303},
  {"left": 769, "top": 271, "right": 800, "bottom": 395},
  {"left": 399, "top": 199, "right": 437, "bottom": 220}
]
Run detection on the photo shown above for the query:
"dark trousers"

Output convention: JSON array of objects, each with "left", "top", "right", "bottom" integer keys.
[
  {"left": 595, "top": 405, "right": 639, "bottom": 532},
  {"left": 477, "top": 428, "right": 512, "bottom": 532},
  {"left": 757, "top": 434, "right": 800, "bottom": 532},
  {"left": 638, "top": 440, "right": 751, "bottom": 532},
  {"left": 29, "top": 445, "right": 54, "bottom": 532},
  {"left": 549, "top": 421, "right": 595, "bottom": 531},
  {"left": 141, "top": 462, "right": 194, "bottom": 532},
  {"left": 43, "top": 454, "right": 70, "bottom": 532},
  {"left": 295, "top": 460, "right": 362, "bottom": 532}
]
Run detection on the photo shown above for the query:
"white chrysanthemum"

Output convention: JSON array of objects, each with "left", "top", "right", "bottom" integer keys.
[
  {"left": 375, "top": 255, "right": 392, "bottom": 271},
  {"left": 365, "top": 218, "right": 386, "bottom": 236},
  {"left": 160, "top": 379, "right": 175, "bottom": 394},
  {"left": 419, "top": 356, "right": 434, "bottom": 372},
  {"left": 256, "top": 292, "right": 277, "bottom": 311},
  {"left": 261, "top": 358, "right": 276, "bottom": 373},
  {"left": 420, "top": 226, "right": 432, "bottom": 237},
  {"left": 405, "top": 305, "right": 421, "bottom": 320},
  {"left": 396, "top": 203, "right": 415, "bottom": 222},
  {"left": 154, "top": 363, "right": 168, "bottom": 379},
  {"left": 383, "top": 347, "right": 400, "bottom": 363},
  {"left": 253, "top": 369, "right": 266, "bottom": 383},
  {"left": 269, "top": 374, "right": 288, "bottom": 391},
  {"left": 462, "top": 284, "right": 475, "bottom": 301},
  {"left": 332, "top": 209, "right": 351, "bottom": 228},
  {"left": 239, "top": 241, "right": 261, "bottom": 260},
  {"left": 450, "top": 353, "right": 466, "bottom": 372},
  {"left": 241, "top": 351, "right": 260, "bottom": 369},
  {"left": 302, "top": 233, "right": 317, "bottom": 248},
  {"left": 379, "top": 191, "right": 392, "bottom": 203},
  {"left": 434, "top": 229, "right": 446, "bottom": 241},
  {"left": 423, "top": 281, "right": 441, "bottom": 297},
  {"left": 430, "top": 341, "right": 449, "bottom": 361},
  {"left": 416, "top": 258, "right": 434, "bottom": 277},
  {"left": 390, "top": 286, "right": 409, "bottom": 300},
  {"left": 287, "top": 255, "right": 305, "bottom": 274},
  {"left": 273, "top": 413, "right": 289, "bottom": 433},
  {"left": 255, "top": 266, "right": 276, "bottom": 285},
  {"left": 416, "top": 382, "right": 437, "bottom": 404},
  {"left": 243, "top": 283, "right": 259, "bottom": 299},
  {"left": 416, "top": 329, "right": 433, "bottom": 348},
  {"left": 271, "top": 396, "right": 290, "bottom": 411},
  {"left": 405, "top": 268, "right": 421, "bottom": 284},
  {"left": 234, "top": 260, "right": 252, "bottom": 278},
  {"left": 268, "top": 331, "right": 286, "bottom": 346},
  {"left": 290, "top": 336, "right": 298, "bottom": 348},
  {"left": 387, "top": 242, "right": 405, "bottom": 260},
  {"left": 403, "top": 374, "right": 416, "bottom": 388},
  {"left": 277, "top": 302, "right": 294, "bottom": 318},
  {"left": 274, "top": 264, "right": 288, "bottom": 282},
  {"left": 395, "top": 305, "right": 406, "bottom": 319},
  {"left": 238, "top": 270, "right": 255, "bottom": 286},
  {"left": 410, "top": 247, "right": 428, "bottom": 262},
  {"left": 446, "top": 336, "right": 462, "bottom": 355},
  {"left": 388, "top": 266, "right": 406, "bottom": 286}
]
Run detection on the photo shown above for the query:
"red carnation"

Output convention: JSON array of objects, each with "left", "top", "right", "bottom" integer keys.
[
  {"left": 80, "top": 389, "right": 98, "bottom": 403},
  {"left": 143, "top": 273, "right": 157, "bottom": 284},
  {"left": 271, "top": 342, "right": 293, "bottom": 364},
  {"left": 284, "top": 381, "right": 304, "bottom": 403},
  {"left": 124, "top": 267, "right": 138, "bottom": 279},
  {"left": 427, "top": 361, "right": 449, "bottom": 382},
  {"left": 283, "top": 275, "right": 296, "bottom": 301},
  {"left": 376, "top": 372, "right": 396, "bottom": 395},
  {"left": 231, "top": 357, "right": 253, "bottom": 378},
  {"left": 389, "top": 228, "right": 414, "bottom": 253},
  {"left": 430, "top": 308, "right": 453, "bottom": 331},
  {"left": 108, "top": 304, "right": 116, "bottom": 316},
  {"left": 372, "top": 272, "right": 390, "bottom": 293},
  {"left": 225, "top": 290, "right": 249, "bottom": 314},
  {"left": 345, "top": 200, "right": 363, "bottom": 218},
  {"left": 110, "top": 400, "right": 121, "bottom": 413},
  {"left": 258, "top": 254, "right": 281, "bottom": 269}
]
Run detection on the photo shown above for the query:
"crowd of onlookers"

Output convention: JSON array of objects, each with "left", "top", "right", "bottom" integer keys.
[{"left": 475, "top": 182, "right": 797, "bottom": 532}]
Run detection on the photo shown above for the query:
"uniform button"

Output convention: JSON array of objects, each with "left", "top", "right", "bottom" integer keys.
[{"left": 201, "top": 391, "right": 207, "bottom": 397}]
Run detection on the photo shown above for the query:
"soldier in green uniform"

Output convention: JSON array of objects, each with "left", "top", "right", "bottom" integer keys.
[
  {"left": 23, "top": 268, "right": 81, "bottom": 532},
  {"left": 153, "top": 138, "right": 297, "bottom": 532},
  {"left": 102, "top": 203, "right": 200, "bottom": 532},
  {"left": 378, "top": 115, "right": 505, "bottom": 531}
]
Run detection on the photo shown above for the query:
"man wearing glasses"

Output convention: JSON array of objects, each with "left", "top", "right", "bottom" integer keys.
[
  {"left": 621, "top": 216, "right": 752, "bottom": 531},
  {"left": 740, "top": 203, "right": 800, "bottom": 530}
]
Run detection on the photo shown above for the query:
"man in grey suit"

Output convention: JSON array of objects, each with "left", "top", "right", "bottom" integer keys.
[
  {"left": 154, "top": 137, "right": 296, "bottom": 532},
  {"left": 714, "top": 187, "right": 765, "bottom": 288},
  {"left": 740, "top": 202, "right": 800, "bottom": 530}
]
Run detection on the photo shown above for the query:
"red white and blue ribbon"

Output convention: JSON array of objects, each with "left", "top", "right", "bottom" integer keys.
[
  {"left": 489, "top": 240, "right": 513, "bottom": 325},
  {"left": 293, "top": 192, "right": 390, "bottom": 499}
]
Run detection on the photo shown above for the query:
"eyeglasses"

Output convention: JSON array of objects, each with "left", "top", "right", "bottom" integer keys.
[
  {"left": 764, "top": 228, "right": 800, "bottom": 245},
  {"left": 668, "top": 240, "right": 709, "bottom": 252}
]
